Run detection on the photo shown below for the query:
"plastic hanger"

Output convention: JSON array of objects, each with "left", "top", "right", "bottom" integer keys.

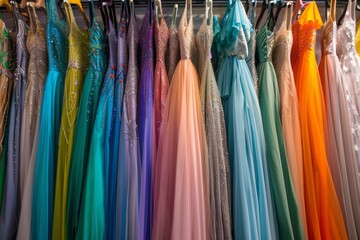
[
  {"left": 64, "top": 0, "right": 89, "bottom": 27},
  {"left": 324, "top": 0, "right": 330, "bottom": 22},
  {"left": 205, "top": 0, "right": 212, "bottom": 24},
  {"left": 274, "top": 0, "right": 287, "bottom": 25},
  {"left": 27, "top": 0, "right": 46, "bottom": 15},
  {"left": 0, "top": 0, "right": 12, "bottom": 13},
  {"left": 155, "top": 0, "right": 162, "bottom": 27},
  {"left": 292, "top": 0, "right": 310, "bottom": 20},
  {"left": 172, "top": 3, "right": 178, "bottom": 25},
  {"left": 255, "top": 0, "right": 275, "bottom": 30}
]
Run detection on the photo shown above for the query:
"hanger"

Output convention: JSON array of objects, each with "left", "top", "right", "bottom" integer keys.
[
  {"left": 255, "top": 0, "right": 275, "bottom": 30},
  {"left": 324, "top": 0, "right": 330, "bottom": 22},
  {"left": 274, "top": 0, "right": 287, "bottom": 25},
  {"left": 0, "top": 0, "right": 12, "bottom": 13},
  {"left": 205, "top": 0, "right": 212, "bottom": 23},
  {"left": 155, "top": 0, "right": 162, "bottom": 26},
  {"left": 172, "top": 3, "right": 178, "bottom": 25},
  {"left": 338, "top": 0, "right": 352, "bottom": 25},
  {"left": 292, "top": 0, "right": 310, "bottom": 20},
  {"left": 27, "top": 0, "right": 46, "bottom": 15},
  {"left": 64, "top": 0, "right": 89, "bottom": 27}
]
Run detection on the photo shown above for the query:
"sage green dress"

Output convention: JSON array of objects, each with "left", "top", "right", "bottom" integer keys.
[{"left": 256, "top": 9, "right": 304, "bottom": 240}]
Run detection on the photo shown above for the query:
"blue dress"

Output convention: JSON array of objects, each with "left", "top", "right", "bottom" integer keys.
[
  {"left": 216, "top": 0, "right": 277, "bottom": 239},
  {"left": 31, "top": 0, "right": 68, "bottom": 238},
  {"left": 65, "top": 1, "right": 107, "bottom": 238},
  {"left": 77, "top": 22, "right": 117, "bottom": 240},
  {"left": 0, "top": 3, "right": 28, "bottom": 239}
]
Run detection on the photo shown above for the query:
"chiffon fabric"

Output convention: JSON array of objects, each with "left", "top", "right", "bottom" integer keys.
[
  {"left": 31, "top": 0, "right": 68, "bottom": 237},
  {"left": 17, "top": 6, "right": 47, "bottom": 240},
  {"left": 216, "top": 1, "right": 277, "bottom": 239},
  {"left": 167, "top": 5, "right": 180, "bottom": 83},
  {"left": 152, "top": 0, "right": 210, "bottom": 238},
  {"left": 256, "top": 7, "right": 303, "bottom": 240},
  {"left": 319, "top": 3, "right": 359, "bottom": 237},
  {"left": 272, "top": 3, "right": 307, "bottom": 237},
  {"left": 154, "top": 5, "right": 169, "bottom": 147},
  {"left": 77, "top": 20, "right": 116, "bottom": 240},
  {"left": 115, "top": 2, "right": 140, "bottom": 239},
  {"left": 0, "top": 19, "right": 14, "bottom": 208},
  {"left": 65, "top": 2, "right": 107, "bottom": 238},
  {"left": 138, "top": 5, "right": 155, "bottom": 239},
  {"left": 52, "top": 3, "right": 89, "bottom": 239},
  {"left": 290, "top": 2, "right": 348, "bottom": 239},
  {"left": 337, "top": 3, "right": 360, "bottom": 237},
  {"left": 195, "top": 3, "right": 232, "bottom": 239},
  {"left": 0, "top": 4, "right": 28, "bottom": 239}
]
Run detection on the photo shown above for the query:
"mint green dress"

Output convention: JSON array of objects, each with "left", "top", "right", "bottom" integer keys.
[
  {"left": 65, "top": 1, "right": 107, "bottom": 238},
  {"left": 256, "top": 9, "right": 304, "bottom": 240}
]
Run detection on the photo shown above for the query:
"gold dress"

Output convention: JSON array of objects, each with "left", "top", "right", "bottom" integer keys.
[{"left": 52, "top": 3, "right": 89, "bottom": 240}]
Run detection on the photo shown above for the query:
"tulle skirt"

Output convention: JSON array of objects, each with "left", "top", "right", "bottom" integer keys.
[
  {"left": 31, "top": 70, "right": 65, "bottom": 240},
  {"left": 217, "top": 56, "right": 277, "bottom": 240},
  {"left": 152, "top": 59, "right": 210, "bottom": 240}
]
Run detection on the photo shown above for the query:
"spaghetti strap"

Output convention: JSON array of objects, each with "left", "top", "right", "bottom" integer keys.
[
  {"left": 88, "top": 0, "right": 96, "bottom": 26},
  {"left": 287, "top": 2, "right": 293, "bottom": 30}
]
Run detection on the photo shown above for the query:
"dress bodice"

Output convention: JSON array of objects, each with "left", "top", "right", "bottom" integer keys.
[
  {"left": 117, "top": 5, "right": 128, "bottom": 84},
  {"left": 46, "top": 0, "right": 68, "bottom": 72},
  {"left": 217, "top": 0, "right": 251, "bottom": 59},
  {"left": 178, "top": 1, "right": 195, "bottom": 60},
  {"left": 107, "top": 24, "right": 117, "bottom": 71},
  {"left": 88, "top": 6, "right": 107, "bottom": 73},
  {"left": 64, "top": 2, "right": 89, "bottom": 71},
  {"left": 322, "top": 21, "right": 337, "bottom": 55},
  {"left": 26, "top": 7, "right": 47, "bottom": 79},
  {"left": 291, "top": 2, "right": 323, "bottom": 63},
  {"left": 337, "top": 0, "right": 359, "bottom": 74},
  {"left": 155, "top": 16, "right": 169, "bottom": 66},
  {"left": 256, "top": 25, "right": 274, "bottom": 63},
  {"left": 196, "top": 15, "right": 213, "bottom": 75},
  {"left": 140, "top": 9, "right": 154, "bottom": 66}
]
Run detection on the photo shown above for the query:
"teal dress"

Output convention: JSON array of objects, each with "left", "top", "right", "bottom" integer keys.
[
  {"left": 216, "top": 0, "right": 277, "bottom": 239},
  {"left": 31, "top": 0, "right": 68, "bottom": 238},
  {"left": 256, "top": 10, "right": 304, "bottom": 240},
  {"left": 66, "top": 1, "right": 107, "bottom": 238}
]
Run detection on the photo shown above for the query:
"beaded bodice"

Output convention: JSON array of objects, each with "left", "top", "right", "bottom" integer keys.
[
  {"left": 322, "top": 21, "right": 337, "bottom": 55},
  {"left": 117, "top": 5, "right": 128, "bottom": 85},
  {"left": 64, "top": 2, "right": 89, "bottom": 71},
  {"left": 47, "top": 0, "right": 67, "bottom": 72},
  {"left": 178, "top": 0, "right": 195, "bottom": 60},
  {"left": 88, "top": 11, "right": 107, "bottom": 73},
  {"left": 140, "top": 9, "right": 154, "bottom": 67},
  {"left": 196, "top": 13, "right": 213, "bottom": 75},
  {"left": 154, "top": 16, "right": 169, "bottom": 66}
]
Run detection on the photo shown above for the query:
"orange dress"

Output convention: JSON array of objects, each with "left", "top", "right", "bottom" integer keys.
[{"left": 291, "top": 2, "right": 348, "bottom": 240}]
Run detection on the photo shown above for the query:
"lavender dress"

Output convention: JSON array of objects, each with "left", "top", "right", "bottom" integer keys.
[
  {"left": 116, "top": 2, "right": 140, "bottom": 239},
  {"left": 138, "top": 3, "right": 155, "bottom": 240}
]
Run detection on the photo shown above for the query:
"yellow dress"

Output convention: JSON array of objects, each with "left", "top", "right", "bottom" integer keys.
[
  {"left": 356, "top": 19, "right": 360, "bottom": 57},
  {"left": 52, "top": 3, "right": 89, "bottom": 240}
]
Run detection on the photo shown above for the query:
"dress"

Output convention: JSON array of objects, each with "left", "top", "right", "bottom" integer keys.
[
  {"left": 167, "top": 5, "right": 180, "bottom": 82},
  {"left": 0, "top": 3, "right": 28, "bottom": 239},
  {"left": 195, "top": 3, "right": 232, "bottom": 239},
  {"left": 0, "top": 19, "right": 14, "bottom": 208},
  {"left": 138, "top": 4, "right": 155, "bottom": 240},
  {"left": 77, "top": 20, "right": 116, "bottom": 240},
  {"left": 246, "top": 2, "right": 258, "bottom": 95},
  {"left": 152, "top": 0, "right": 210, "bottom": 238},
  {"left": 65, "top": 2, "right": 107, "bottom": 238},
  {"left": 319, "top": 3, "right": 359, "bottom": 238},
  {"left": 337, "top": 2, "right": 360, "bottom": 237},
  {"left": 17, "top": 6, "right": 47, "bottom": 240},
  {"left": 356, "top": 19, "right": 360, "bottom": 56},
  {"left": 216, "top": 1, "right": 277, "bottom": 239},
  {"left": 31, "top": 0, "right": 68, "bottom": 238},
  {"left": 271, "top": 3, "right": 307, "bottom": 237},
  {"left": 154, "top": 6, "right": 169, "bottom": 148},
  {"left": 52, "top": 2, "right": 89, "bottom": 239},
  {"left": 115, "top": 2, "right": 140, "bottom": 239},
  {"left": 291, "top": 2, "right": 348, "bottom": 239},
  {"left": 256, "top": 8, "right": 303, "bottom": 240}
]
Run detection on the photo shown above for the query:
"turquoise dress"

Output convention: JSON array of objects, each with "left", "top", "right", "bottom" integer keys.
[
  {"left": 65, "top": 1, "right": 107, "bottom": 238},
  {"left": 216, "top": 0, "right": 277, "bottom": 239},
  {"left": 256, "top": 12, "right": 304, "bottom": 240},
  {"left": 31, "top": 0, "right": 68, "bottom": 238},
  {"left": 77, "top": 22, "right": 117, "bottom": 240}
]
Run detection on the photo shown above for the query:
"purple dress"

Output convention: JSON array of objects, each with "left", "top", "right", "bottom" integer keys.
[
  {"left": 0, "top": 3, "right": 28, "bottom": 239},
  {"left": 138, "top": 3, "right": 155, "bottom": 240},
  {"left": 116, "top": 1, "right": 140, "bottom": 239}
]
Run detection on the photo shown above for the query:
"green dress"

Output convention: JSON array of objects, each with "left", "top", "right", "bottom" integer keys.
[
  {"left": 256, "top": 9, "right": 304, "bottom": 240},
  {"left": 65, "top": 1, "right": 107, "bottom": 238},
  {"left": 52, "top": 2, "right": 89, "bottom": 239},
  {"left": 0, "top": 19, "right": 13, "bottom": 208}
]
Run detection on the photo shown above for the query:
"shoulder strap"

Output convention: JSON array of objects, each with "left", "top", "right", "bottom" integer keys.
[
  {"left": 64, "top": 1, "right": 75, "bottom": 27},
  {"left": 11, "top": 1, "right": 20, "bottom": 32},
  {"left": 171, "top": 4, "right": 178, "bottom": 26},
  {"left": 88, "top": 0, "right": 96, "bottom": 26}
]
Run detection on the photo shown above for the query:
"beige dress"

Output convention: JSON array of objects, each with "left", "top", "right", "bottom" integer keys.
[
  {"left": 17, "top": 6, "right": 47, "bottom": 240},
  {"left": 271, "top": 3, "right": 307, "bottom": 238}
]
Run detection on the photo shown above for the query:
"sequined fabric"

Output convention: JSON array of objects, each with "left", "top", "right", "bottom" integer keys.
[
  {"left": 167, "top": 12, "right": 180, "bottom": 82},
  {"left": 195, "top": 5, "right": 232, "bottom": 240}
]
